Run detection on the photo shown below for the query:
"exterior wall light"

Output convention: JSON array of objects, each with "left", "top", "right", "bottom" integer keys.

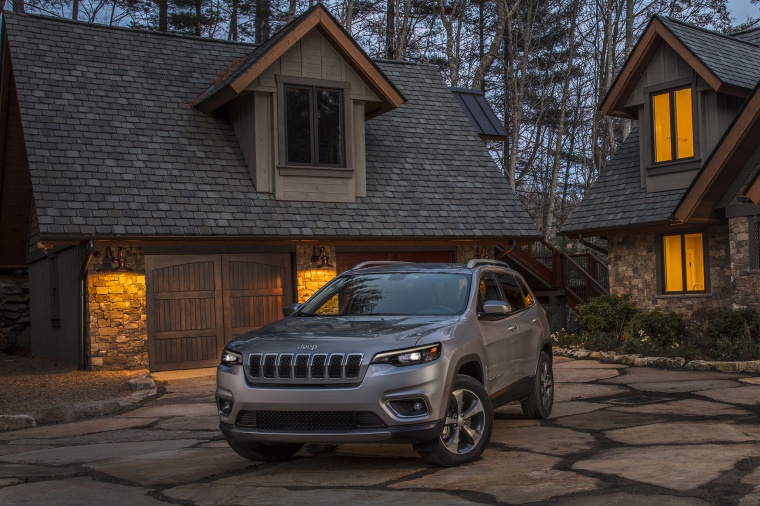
[
  {"left": 311, "top": 246, "right": 334, "bottom": 269},
  {"left": 96, "top": 247, "right": 115, "bottom": 272},
  {"left": 113, "top": 247, "right": 133, "bottom": 272}
]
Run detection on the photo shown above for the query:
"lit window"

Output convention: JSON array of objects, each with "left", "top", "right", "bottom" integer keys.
[
  {"left": 652, "top": 87, "right": 694, "bottom": 163},
  {"left": 284, "top": 85, "right": 344, "bottom": 166},
  {"left": 662, "top": 232, "right": 705, "bottom": 293}
]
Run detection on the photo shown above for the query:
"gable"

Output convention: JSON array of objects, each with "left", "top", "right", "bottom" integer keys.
[
  {"left": 192, "top": 4, "right": 403, "bottom": 117},
  {"left": 248, "top": 30, "right": 378, "bottom": 102},
  {"left": 603, "top": 16, "right": 759, "bottom": 119},
  {"left": 623, "top": 45, "right": 696, "bottom": 110}
]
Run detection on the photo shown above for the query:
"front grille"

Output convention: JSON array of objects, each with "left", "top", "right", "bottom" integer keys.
[
  {"left": 236, "top": 410, "right": 386, "bottom": 431},
  {"left": 247, "top": 352, "right": 364, "bottom": 384}
]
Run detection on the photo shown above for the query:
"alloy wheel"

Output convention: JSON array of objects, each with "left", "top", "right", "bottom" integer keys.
[{"left": 440, "top": 388, "right": 486, "bottom": 455}]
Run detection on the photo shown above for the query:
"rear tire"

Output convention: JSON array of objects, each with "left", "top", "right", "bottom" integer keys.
[
  {"left": 225, "top": 438, "right": 304, "bottom": 462},
  {"left": 416, "top": 375, "right": 493, "bottom": 467},
  {"left": 521, "top": 351, "right": 554, "bottom": 419}
]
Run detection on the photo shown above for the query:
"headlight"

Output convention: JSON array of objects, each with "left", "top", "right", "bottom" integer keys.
[
  {"left": 220, "top": 349, "right": 243, "bottom": 367},
  {"left": 370, "top": 343, "right": 442, "bottom": 367}
]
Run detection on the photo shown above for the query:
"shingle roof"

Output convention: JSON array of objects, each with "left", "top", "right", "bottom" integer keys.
[
  {"left": 5, "top": 12, "right": 538, "bottom": 241},
  {"left": 560, "top": 127, "right": 684, "bottom": 235},
  {"left": 730, "top": 27, "right": 760, "bottom": 47},
  {"left": 658, "top": 16, "right": 760, "bottom": 90}
]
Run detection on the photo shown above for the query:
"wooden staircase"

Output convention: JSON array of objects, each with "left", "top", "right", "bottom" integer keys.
[{"left": 497, "top": 240, "right": 609, "bottom": 329}]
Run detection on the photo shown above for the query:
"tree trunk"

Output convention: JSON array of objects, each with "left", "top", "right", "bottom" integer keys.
[
  {"left": 344, "top": 0, "right": 354, "bottom": 34},
  {"left": 255, "top": 0, "right": 271, "bottom": 45},
  {"left": 385, "top": 0, "right": 396, "bottom": 59},
  {"left": 12, "top": 0, "right": 25, "bottom": 12},
  {"left": 195, "top": 0, "right": 202, "bottom": 36},
  {"left": 542, "top": 0, "right": 580, "bottom": 238},
  {"left": 288, "top": 0, "right": 297, "bottom": 23},
  {"left": 72, "top": 0, "right": 79, "bottom": 20},
  {"left": 229, "top": 0, "right": 239, "bottom": 40},
  {"left": 157, "top": 0, "right": 168, "bottom": 31}
]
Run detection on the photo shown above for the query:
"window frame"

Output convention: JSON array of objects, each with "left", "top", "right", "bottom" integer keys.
[
  {"left": 276, "top": 76, "right": 352, "bottom": 171},
  {"left": 656, "top": 230, "right": 709, "bottom": 295},
  {"left": 646, "top": 80, "right": 698, "bottom": 168}
]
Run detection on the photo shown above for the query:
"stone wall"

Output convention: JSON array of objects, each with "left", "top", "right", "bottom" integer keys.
[
  {"left": 0, "top": 272, "right": 30, "bottom": 352},
  {"left": 456, "top": 245, "right": 495, "bottom": 264},
  {"left": 728, "top": 216, "right": 760, "bottom": 310},
  {"left": 87, "top": 245, "right": 148, "bottom": 370},
  {"left": 295, "top": 245, "right": 336, "bottom": 303},
  {"left": 608, "top": 225, "right": 733, "bottom": 316}
]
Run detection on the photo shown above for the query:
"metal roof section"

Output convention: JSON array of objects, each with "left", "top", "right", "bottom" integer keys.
[{"left": 450, "top": 88, "right": 508, "bottom": 141}]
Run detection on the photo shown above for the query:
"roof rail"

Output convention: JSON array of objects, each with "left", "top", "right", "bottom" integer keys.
[
  {"left": 351, "top": 261, "right": 414, "bottom": 270},
  {"left": 466, "top": 259, "right": 511, "bottom": 269}
]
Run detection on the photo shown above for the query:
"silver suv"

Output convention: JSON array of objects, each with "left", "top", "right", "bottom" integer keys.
[{"left": 216, "top": 260, "right": 553, "bottom": 467}]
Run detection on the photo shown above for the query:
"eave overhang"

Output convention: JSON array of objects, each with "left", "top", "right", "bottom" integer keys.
[
  {"left": 675, "top": 83, "right": 760, "bottom": 223},
  {"left": 191, "top": 4, "right": 405, "bottom": 117},
  {"left": 601, "top": 17, "right": 750, "bottom": 119}
]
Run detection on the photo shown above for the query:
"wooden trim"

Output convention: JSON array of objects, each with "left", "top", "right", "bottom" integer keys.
[
  {"left": 602, "top": 18, "right": 730, "bottom": 118},
  {"left": 212, "top": 6, "right": 404, "bottom": 114},
  {"left": 676, "top": 88, "right": 760, "bottom": 222}
]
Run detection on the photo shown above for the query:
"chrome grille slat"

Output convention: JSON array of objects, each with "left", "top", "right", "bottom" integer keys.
[{"left": 247, "top": 352, "right": 364, "bottom": 383}]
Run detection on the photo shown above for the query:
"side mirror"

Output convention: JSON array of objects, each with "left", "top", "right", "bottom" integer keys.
[
  {"left": 283, "top": 303, "right": 302, "bottom": 317},
  {"left": 482, "top": 300, "right": 512, "bottom": 316}
]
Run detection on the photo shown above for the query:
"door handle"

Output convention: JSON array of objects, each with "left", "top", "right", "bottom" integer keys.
[
  {"left": 532, "top": 318, "right": 538, "bottom": 323},
  {"left": 508, "top": 325, "right": 517, "bottom": 331}
]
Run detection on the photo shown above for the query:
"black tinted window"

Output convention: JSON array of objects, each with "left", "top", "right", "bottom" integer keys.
[
  {"left": 478, "top": 273, "right": 503, "bottom": 309},
  {"left": 514, "top": 275, "right": 535, "bottom": 307},
  {"left": 285, "top": 86, "right": 312, "bottom": 164}
]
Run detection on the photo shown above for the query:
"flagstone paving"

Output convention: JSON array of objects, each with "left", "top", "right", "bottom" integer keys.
[{"left": 1, "top": 358, "right": 760, "bottom": 505}]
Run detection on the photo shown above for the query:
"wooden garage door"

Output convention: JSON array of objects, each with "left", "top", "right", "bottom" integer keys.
[
  {"left": 146, "top": 254, "right": 291, "bottom": 371},
  {"left": 336, "top": 251, "right": 454, "bottom": 274}
]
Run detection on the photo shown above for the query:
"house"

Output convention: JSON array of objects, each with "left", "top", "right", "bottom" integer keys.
[
  {"left": 562, "top": 16, "right": 760, "bottom": 316},
  {"left": 0, "top": 5, "right": 539, "bottom": 371}
]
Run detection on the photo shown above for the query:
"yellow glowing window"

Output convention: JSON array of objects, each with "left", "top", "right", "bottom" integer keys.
[
  {"left": 662, "top": 233, "right": 705, "bottom": 293},
  {"left": 652, "top": 87, "right": 694, "bottom": 163}
]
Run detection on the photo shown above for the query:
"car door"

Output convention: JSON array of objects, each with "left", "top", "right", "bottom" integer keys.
[
  {"left": 514, "top": 274, "right": 547, "bottom": 377},
  {"left": 498, "top": 272, "right": 539, "bottom": 381},
  {"left": 476, "top": 271, "right": 521, "bottom": 395}
]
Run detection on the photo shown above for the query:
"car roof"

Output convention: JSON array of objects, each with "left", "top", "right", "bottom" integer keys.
[{"left": 342, "top": 262, "right": 514, "bottom": 276}]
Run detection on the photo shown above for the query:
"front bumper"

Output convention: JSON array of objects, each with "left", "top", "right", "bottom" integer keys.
[{"left": 216, "top": 355, "right": 450, "bottom": 444}]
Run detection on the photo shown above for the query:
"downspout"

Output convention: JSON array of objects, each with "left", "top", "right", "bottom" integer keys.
[
  {"left": 578, "top": 234, "right": 608, "bottom": 255},
  {"left": 78, "top": 240, "right": 95, "bottom": 370}
]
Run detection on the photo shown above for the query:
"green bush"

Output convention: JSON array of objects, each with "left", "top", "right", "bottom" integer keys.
[
  {"left": 582, "top": 331, "right": 621, "bottom": 352},
  {"left": 709, "top": 335, "right": 760, "bottom": 361},
  {"left": 625, "top": 310, "right": 686, "bottom": 352},
  {"left": 551, "top": 328, "right": 583, "bottom": 348},
  {"left": 577, "top": 294, "right": 638, "bottom": 337},
  {"left": 703, "top": 307, "right": 759, "bottom": 341}
]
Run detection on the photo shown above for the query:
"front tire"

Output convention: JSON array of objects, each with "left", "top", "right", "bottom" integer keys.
[
  {"left": 416, "top": 375, "right": 493, "bottom": 467},
  {"left": 521, "top": 351, "right": 554, "bottom": 419},
  {"left": 225, "top": 437, "right": 304, "bottom": 462}
]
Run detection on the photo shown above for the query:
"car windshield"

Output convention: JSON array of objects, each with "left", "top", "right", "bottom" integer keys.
[{"left": 298, "top": 272, "right": 472, "bottom": 316}]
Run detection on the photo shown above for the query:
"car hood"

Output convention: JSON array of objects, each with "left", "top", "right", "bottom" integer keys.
[{"left": 226, "top": 315, "right": 463, "bottom": 355}]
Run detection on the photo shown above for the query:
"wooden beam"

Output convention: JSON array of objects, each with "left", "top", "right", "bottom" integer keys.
[
  {"left": 675, "top": 89, "right": 760, "bottom": 223},
  {"left": 602, "top": 18, "right": 737, "bottom": 118}
]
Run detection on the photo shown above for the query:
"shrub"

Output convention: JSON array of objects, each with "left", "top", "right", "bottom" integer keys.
[
  {"left": 577, "top": 294, "right": 638, "bottom": 337},
  {"left": 709, "top": 335, "right": 760, "bottom": 361},
  {"left": 703, "top": 307, "right": 759, "bottom": 342},
  {"left": 551, "top": 328, "right": 583, "bottom": 348},
  {"left": 582, "top": 331, "right": 621, "bottom": 352},
  {"left": 625, "top": 310, "right": 686, "bottom": 352}
]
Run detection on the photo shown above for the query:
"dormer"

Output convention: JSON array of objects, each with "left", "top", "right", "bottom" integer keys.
[
  {"left": 191, "top": 4, "right": 405, "bottom": 203},
  {"left": 601, "top": 16, "right": 758, "bottom": 194}
]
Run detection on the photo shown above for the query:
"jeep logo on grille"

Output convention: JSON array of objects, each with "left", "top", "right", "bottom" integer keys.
[{"left": 297, "top": 344, "right": 317, "bottom": 351}]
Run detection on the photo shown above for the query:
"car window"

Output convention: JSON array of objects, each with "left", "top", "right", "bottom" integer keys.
[
  {"left": 300, "top": 272, "right": 471, "bottom": 316},
  {"left": 513, "top": 275, "right": 535, "bottom": 307},
  {"left": 498, "top": 273, "right": 526, "bottom": 312},
  {"left": 477, "top": 273, "right": 504, "bottom": 310}
]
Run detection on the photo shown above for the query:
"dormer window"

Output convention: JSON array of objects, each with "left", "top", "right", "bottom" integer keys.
[
  {"left": 652, "top": 87, "right": 694, "bottom": 163},
  {"left": 284, "top": 85, "right": 345, "bottom": 167}
]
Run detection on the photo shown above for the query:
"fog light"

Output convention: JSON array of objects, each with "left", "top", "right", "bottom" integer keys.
[
  {"left": 388, "top": 398, "right": 428, "bottom": 417},
  {"left": 217, "top": 397, "right": 234, "bottom": 416}
]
